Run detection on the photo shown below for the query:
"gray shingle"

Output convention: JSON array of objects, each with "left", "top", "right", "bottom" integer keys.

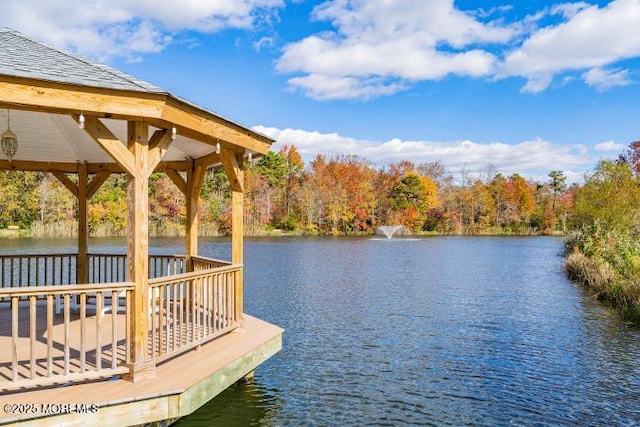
[
  {"left": 0, "top": 28, "right": 274, "bottom": 143},
  {"left": 0, "top": 28, "right": 167, "bottom": 94}
]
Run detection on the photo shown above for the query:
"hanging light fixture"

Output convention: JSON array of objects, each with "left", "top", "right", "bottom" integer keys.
[
  {"left": 78, "top": 111, "right": 85, "bottom": 129},
  {"left": 171, "top": 125, "right": 177, "bottom": 140},
  {"left": 247, "top": 151, "right": 253, "bottom": 163},
  {"left": 1, "top": 110, "right": 18, "bottom": 161},
  {"left": 215, "top": 139, "right": 221, "bottom": 154}
]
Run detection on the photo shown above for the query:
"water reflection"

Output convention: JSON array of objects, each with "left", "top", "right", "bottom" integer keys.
[{"left": 175, "top": 380, "right": 283, "bottom": 427}]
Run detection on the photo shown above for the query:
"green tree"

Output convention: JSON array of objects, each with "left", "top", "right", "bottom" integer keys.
[
  {"left": 548, "top": 170, "right": 567, "bottom": 211},
  {"left": 572, "top": 160, "right": 640, "bottom": 231}
]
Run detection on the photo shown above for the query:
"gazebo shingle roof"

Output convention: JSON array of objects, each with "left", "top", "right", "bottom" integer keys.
[
  {"left": 0, "top": 27, "right": 273, "bottom": 166},
  {"left": 0, "top": 28, "right": 166, "bottom": 94}
]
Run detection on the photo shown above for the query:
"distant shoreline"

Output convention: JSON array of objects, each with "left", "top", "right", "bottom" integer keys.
[{"left": 1, "top": 226, "right": 565, "bottom": 239}]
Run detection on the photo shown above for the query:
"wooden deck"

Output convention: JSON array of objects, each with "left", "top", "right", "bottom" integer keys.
[{"left": 0, "top": 314, "right": 283, "bottom": 426}]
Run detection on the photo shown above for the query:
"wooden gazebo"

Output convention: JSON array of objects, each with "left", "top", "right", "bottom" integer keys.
[{"left": 0, "top": 28, "right": 282, "bottom": 425}]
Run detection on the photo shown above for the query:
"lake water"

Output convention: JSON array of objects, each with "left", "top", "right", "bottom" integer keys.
[{"left": 3, "top": 236, "right": 640, "bottom": 425}]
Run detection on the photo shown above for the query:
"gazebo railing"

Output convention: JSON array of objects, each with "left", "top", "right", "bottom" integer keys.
[
  {"left": 149, "top": 261, "right": 240, "bottom": 362},
  {"left": 0, "top": 283, "right": 134, "bottom": 391},
  {"left": 0, "top": 253, "right": 77, "bottom": 290},
  {"left": 0, "top": 252, "right": 239, "bottom": 389},
  {"left": 0, "top": 253, "right": 194, "bottom": 292},
  {"left": 87, "top": 253, "right": 189, "bottom": 283}
]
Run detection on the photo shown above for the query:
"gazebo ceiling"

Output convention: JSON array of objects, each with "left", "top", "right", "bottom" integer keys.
[
  {"left": 0, "top": 28, "right": 274, "bottom": 170},
  {"left": 1, "top": 109, "right": 213, "bottom": 164}
]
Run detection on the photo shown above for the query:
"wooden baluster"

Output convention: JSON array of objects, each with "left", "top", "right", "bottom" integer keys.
[
  {"left": 159, "top": 284, "right": 171, "bottom": 354},
  {"left": 29, "top": 296, "right": 36, "bottom": 379},
  {"left": 112, "top": 290, "right": 117, "bottom": 370},
  {"left": 165, "top": 285, "right": 170, "bottom": 355},
  {"left": 27, "top": 257, "right": 32, "bottom": 287},
  {"left": 80, "top": 293, "right": 86, "bottom": 373},
  {"left": 194, "top": 278, "right": 199, "bottom": 341},
  {"left": 45, "top": 256, "right": 49, "bottom": 286},
  {"left": 204, "top": 276, "right": 209, "bottom": 338},
  {"left": 224, "top": 272, "right": 228, "bottom": 329},
  {"left": 214, "top": 273, "right": 219, "bottom": 332},
  {"left": 47, "top": 295, "right": 53, "bottom": 377},
  {"left": 11, "top": 296, "right": 19, "bottom": 381},
  {"left": 178, "top": 281, "right": 184, "bottom": 349},
  {"left": 191, "top": 279, "right": 196, "bottom": 344},
  {"left": 151, "top": 286, "right": 156, "bottom": 357},
  {"left": 125, "top": 290, "right": 131, "bottom": 364},
  {"left": 96, "top": 292, "right": 102, "bottom": 371},
  {"left": 172, "top": 283, "right": 178, "bottom": 352},
  {"left": 228, "top": 272, "right": 233, "bottom": 327},
  {"left": 33, "top": 256, "right": 36, "bottom": 286},
  {"left": 64, "top": 294, "right": 70, "bottom": 375}
]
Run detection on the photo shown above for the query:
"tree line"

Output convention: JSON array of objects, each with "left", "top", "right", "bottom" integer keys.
[{"left": 0, "top": 144, "right": 582, "bottom": 237}]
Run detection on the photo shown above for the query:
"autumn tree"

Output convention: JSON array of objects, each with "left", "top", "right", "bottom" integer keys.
[
  {"left": 621, "top": 140, "right": 640, "bottom": 176},
  {"left": 279, "top": 145, "right": 304, "bottom": 229}
]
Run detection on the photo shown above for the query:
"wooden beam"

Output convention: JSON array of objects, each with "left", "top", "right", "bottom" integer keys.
[
  {"left": 147, "top": 118, "right": 271, "bottom": 156},
  {"left": 194, "top": 152, "right": 221, "bottom": 169},
  {"left": 0, "top": 78, "right": 165, "bottom": 120},
  {"left": 87, "top": 163, "right": 126, "bottom": 174},
  {"left": 125, "top": 121, "right": 153, "bottom": 380},
  {"left": 86, "top": 172, "right": 112, "bottom": 199},
  {"left": 221, "top": 149, "right": 243, "bottom": 192},
  {"left": 0, "top": 160, "right": 79, "bottom": 173},
  {"left": 165, "top": 169, "right": 187, "bottom": 196},
  {"left": 162, "top": 103, "right": 272, "bottom": 155},
  {"left": 77, "top": 115, "right": 137, "bottom": 176},
  {"left": 50, "top": 171, "right": 78, "bottom": 197},
  {"left": 148, "top": 129, "right": 173, "bottom": 171},
  {"left": 153, "top": 161, "right": 189, "bottom": 172},
  {"left": 0, "top": 79, "right": 273, "bottom": 154},
  {"left": 77, "top": 163, "right": 89, "bottom": 285}
]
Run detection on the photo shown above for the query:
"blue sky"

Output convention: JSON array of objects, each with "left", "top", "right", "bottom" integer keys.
[{"left": 3, "top": 0, "right": 640, "bottom": 182}]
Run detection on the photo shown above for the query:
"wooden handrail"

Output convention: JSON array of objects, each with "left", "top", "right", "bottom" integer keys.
[
  {"left": 0, "top": 282, "right": 134, "bottom": 296},
  {"left": 191, "top": 255, "right": 231, "bottom": 265},
  {"left": 149, "top": 264, "right": 242, "bottom": 287},
  {"left": 0, "top": 252, "right": 78, "bottom": 258}
]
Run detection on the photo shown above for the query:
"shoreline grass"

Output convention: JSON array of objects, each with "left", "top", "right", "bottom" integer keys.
[{"left": 564, "top": 226, "right": 640, "bottom": 324}]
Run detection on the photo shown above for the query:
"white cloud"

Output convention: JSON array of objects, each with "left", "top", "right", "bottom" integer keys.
[
  {"left": 253, "top": 36, "right": 276, "bottom": 52},
  {"left": 550, "top": 2, "right": 591, "bottom": 19},
  {"left": 501, "top": 0, "right": 640, "bottom": 93},
  {"left": 276, "top": 0, "right": 516, "bottom": 100},
  {"left": 1, "top": 0, "right": 283, "bottom": 61},
  {"left": 582, "top": 67, "right": 632, "bottom": 91},
  {"left": 286, "top": 74, "right": 407, "bottom": 100},
  {"left": 595, "top": 140, "right": 626, "bottom": 152},
  {"left": 253, "top": 125, "right": 594, "bottom": 180}
]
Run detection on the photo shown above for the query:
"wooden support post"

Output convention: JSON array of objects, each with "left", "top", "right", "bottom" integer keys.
[
  {"left": 125, "top": 121, "right": 155, "bottom": 381},
  {"left": 77, "top": 163, "right": 88, "bottom": 285},
  {"left": 221, "top": 149, "right": 244, "bottom": 321},
  {"left": 185, "top": 161, "right": 206, "bottom": 272}
]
